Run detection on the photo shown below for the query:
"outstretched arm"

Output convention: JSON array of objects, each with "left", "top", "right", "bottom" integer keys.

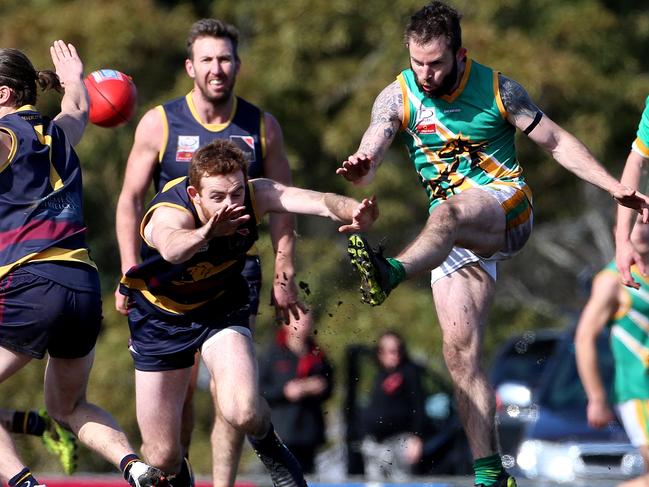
[
  {"left": 574, "top": 271, "right": 619, "bottom": 429},
  {"left": 336, "top": 81, "right": 403, "bottom": 186},
  {"left": 51, "top": 40, "right": 88, "bottom": 146},
  {"left": 499, "top": 73, "right": 649, "bottom": 214},
  {"left": 253, "top": 178, "right": 378, "bottom": 232}
]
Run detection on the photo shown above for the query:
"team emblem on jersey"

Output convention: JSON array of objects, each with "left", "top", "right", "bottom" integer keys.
[
  {"left": 176, "top": 135, "right": 200, "bottom": 162},
  {"left": 414, "top": 107, "right": 437, "bottom": 134},
  {"left": 229, "top": 135, "right": 256, "bottom": 162}
]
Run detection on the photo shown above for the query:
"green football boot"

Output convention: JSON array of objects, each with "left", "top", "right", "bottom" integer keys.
[
  {"left": 347, "top": 234, "right": 393, "bottom": 306},
  {"left": 39, "top": 409, "right": 77, "bottom": 475}
]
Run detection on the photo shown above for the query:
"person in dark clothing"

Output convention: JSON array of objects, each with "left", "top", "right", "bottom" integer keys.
[
  {"left": 259, "top": 308, "right": 334, "bottom": 474},
  {"left": 361, "top": 330, "right": 427, "bottom": 479}
]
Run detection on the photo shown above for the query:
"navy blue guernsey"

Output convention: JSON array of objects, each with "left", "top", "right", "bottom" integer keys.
[
  {"left": 155, "top": 93, "right": 265, "bottom": 192},
  {"left": 0, "top": 106, "right": 97, "bottom": 283},
  {"left": 120, "top": 177, "right": 260, "bottom": 317}
]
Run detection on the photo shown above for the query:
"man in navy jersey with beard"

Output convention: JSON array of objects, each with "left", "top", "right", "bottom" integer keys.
[{"left": 115, "top": 19, "right": 298, "bottom": 486}]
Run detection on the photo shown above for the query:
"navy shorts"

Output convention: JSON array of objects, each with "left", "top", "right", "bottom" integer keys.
[
  {"left": 243, "top": 255, "right": 262, "bottom": 316},
  {"left": 128, "top": 298, "right": 251, "bottom": 372},
  {"left": 0, "top": 268, "right": 102, "bottom": 359}
]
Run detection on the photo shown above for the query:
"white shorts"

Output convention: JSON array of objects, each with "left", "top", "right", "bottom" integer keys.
[
  {"left": 616, "top": 399, "right": 649, "bottom": 447},
  {"left": 430, "top": 184, "right": 533, "bottom": 285}
]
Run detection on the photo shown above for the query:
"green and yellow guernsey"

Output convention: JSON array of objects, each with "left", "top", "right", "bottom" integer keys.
[
  {"left": 603, "top": 261, "right": 649, "bottom": 402},
  {"left": 397, "top": 58, "right": 532, "bottom": 212}
]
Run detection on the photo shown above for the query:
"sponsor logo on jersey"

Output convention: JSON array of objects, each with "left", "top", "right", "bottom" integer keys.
[
  {"left": 176, "top": 135, "right": 200, "bottom": 162},
  {"left": 229, "top": 135, "right": 256, "bottom": 162},
  {"left": 414, "top": 107, "right": 437, "bottom": 134}
]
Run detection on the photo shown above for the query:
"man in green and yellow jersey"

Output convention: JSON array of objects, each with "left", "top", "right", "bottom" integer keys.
[
  {"left": 337, "top": 2, "right": 649, "bottom": 486},
  {"left": 576, "top": 218, "right": 649, "bottom": 487}
]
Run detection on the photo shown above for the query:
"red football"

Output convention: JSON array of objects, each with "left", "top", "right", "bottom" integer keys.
[{"left": 84, "top": 69, "right": 137, "bottom": 128}]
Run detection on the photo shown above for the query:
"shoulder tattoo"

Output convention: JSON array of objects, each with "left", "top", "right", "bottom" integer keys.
[{"left": 498, "top": 73, "right": 542, "bottom": 121}]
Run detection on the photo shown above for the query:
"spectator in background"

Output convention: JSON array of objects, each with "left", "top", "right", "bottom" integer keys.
[
  {"left": 259, "top": 307, "right": 334, "bottom": 474},
  {"left": 361, "top": 330, "right": 426, "bottom": 480}
]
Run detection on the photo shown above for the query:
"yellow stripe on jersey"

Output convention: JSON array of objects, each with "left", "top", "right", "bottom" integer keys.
[
  {"left": 157, "top": 105, "right": 169, "bottom": 163},
  {"left": 33, "top": 124, "right": 63, "bottom": 190},
  {"left": 397, "top": 73, "right": 410, "bottom": 132},
  {"left": 0, "top": 247, "right": 97, "bottom": 280},
  {"left": 260, "top": 112, "right": 267, "bottom": 160},
  {"left": 635, "top": 400, "right": 649, "bottom": 444},
  {"left": 632, "top": 137, "right": 649, "bottom": 159},
  {"left": 441, "top": 59, "right": 472, "bottom": 104},
  {"left": 186, "top": 91, "right": 236, "bottom": 131},
  {"left": 493, "top": 71, "right": 508, "bottom": 119},
  {"left": 119, "top": 276, "right": 224, "bottom": 314},
  {"left": 161, "top": 176, "right": 187, "bottom": 193}
]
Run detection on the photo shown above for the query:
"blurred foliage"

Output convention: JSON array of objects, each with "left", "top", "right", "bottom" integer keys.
[{"left": 1, "top": 0, "right": 648, "bottom": 478}]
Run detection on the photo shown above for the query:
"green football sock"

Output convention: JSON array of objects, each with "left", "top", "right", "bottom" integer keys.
[
  {"left": 473, "top": 454, "right": 503, "bottom": 486},
  {"left": 385, "top": 257, "right": 406, "bottom": 289}
]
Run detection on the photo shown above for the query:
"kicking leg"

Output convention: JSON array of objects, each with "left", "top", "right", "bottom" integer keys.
[{"left": 348, "top": 189, "right": 505, "bottom": 305}]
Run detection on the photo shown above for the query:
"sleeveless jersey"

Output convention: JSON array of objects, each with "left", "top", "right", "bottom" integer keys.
[
  {"left": 155, "top": 93, "right": 265, "bottom": 192},
  {"left": 602, "top": 261, "right": 649, "bottom": 402},
  {"left": 120, "top": 177, "right": 259, "bottom": 316},
  {"left": 0, "top": 106, "right": 96, "bottom": 280},
  {"left": 397, "top": 59, "right": 531, "bottom": 211},
  {"left": 632, "top": 96, "right": 649, "bottom": 160}
]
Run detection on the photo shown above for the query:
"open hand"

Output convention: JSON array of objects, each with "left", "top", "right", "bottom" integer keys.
[
  {"left": 336, "top": 152, "right": 373, "bottom": 185},
  {"left": 199, "top": 204, "right": 250, "bottom": 240},
  {"left": 616, "top": 239, "right": 646, "bottom": 289},
  {"left": 50, "top": 40, "right": 83, "bottom": 87},
  {"left": 611, "top": 186, "right": 649, "bottom": 223},
  {"left": 338, "top": 195, "right": 378, "bottom": 232}
]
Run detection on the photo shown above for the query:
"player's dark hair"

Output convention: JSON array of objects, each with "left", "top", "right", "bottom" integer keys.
[
  {"left": 189, "top": 139, "right": 248, "bottom": 189},
  {"left": 187, "top": 19, "right": 240, "bottom": 61},
  {"left": 0, "top": 48, "right": 61, "bottom": 106},
  {"left": 405, "top": 1, "right": 462, "bottom": 53}
]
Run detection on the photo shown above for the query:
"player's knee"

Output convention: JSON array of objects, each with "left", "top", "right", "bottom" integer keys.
[
  {"left": 221, "top": 402, "right": 260, "bottom": 434},
  {"left": 442, "top": 340, "right": 479, "bottom": 378},
  {"left": 45, "top": 396, "right": 83, "bottom": 426},
  {"left": 432, "top": 201, "right": 462, "bottom": 226}
]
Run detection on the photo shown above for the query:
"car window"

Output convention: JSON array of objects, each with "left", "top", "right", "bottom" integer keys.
[
  {"left": 491, "top": 336, "right": 559, "bottom": 389},
  {"left": 536, "top": 330, "right": 614, "bottom": 410}
]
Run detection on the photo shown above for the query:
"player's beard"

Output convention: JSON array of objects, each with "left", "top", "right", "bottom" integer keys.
[
  {"left": 417, "top": 57, "right": 459, "bottom": 98},
  {"left": 199, "top": 77, "right": 235, "bottom": 106}
]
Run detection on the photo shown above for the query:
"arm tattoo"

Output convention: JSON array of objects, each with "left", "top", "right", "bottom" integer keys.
[
  {"left": 498, "top": 73, "right": 543, "bottom": 124},
  {"left": 358, "top": 81, "right": 403, "bottom": 159}
]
